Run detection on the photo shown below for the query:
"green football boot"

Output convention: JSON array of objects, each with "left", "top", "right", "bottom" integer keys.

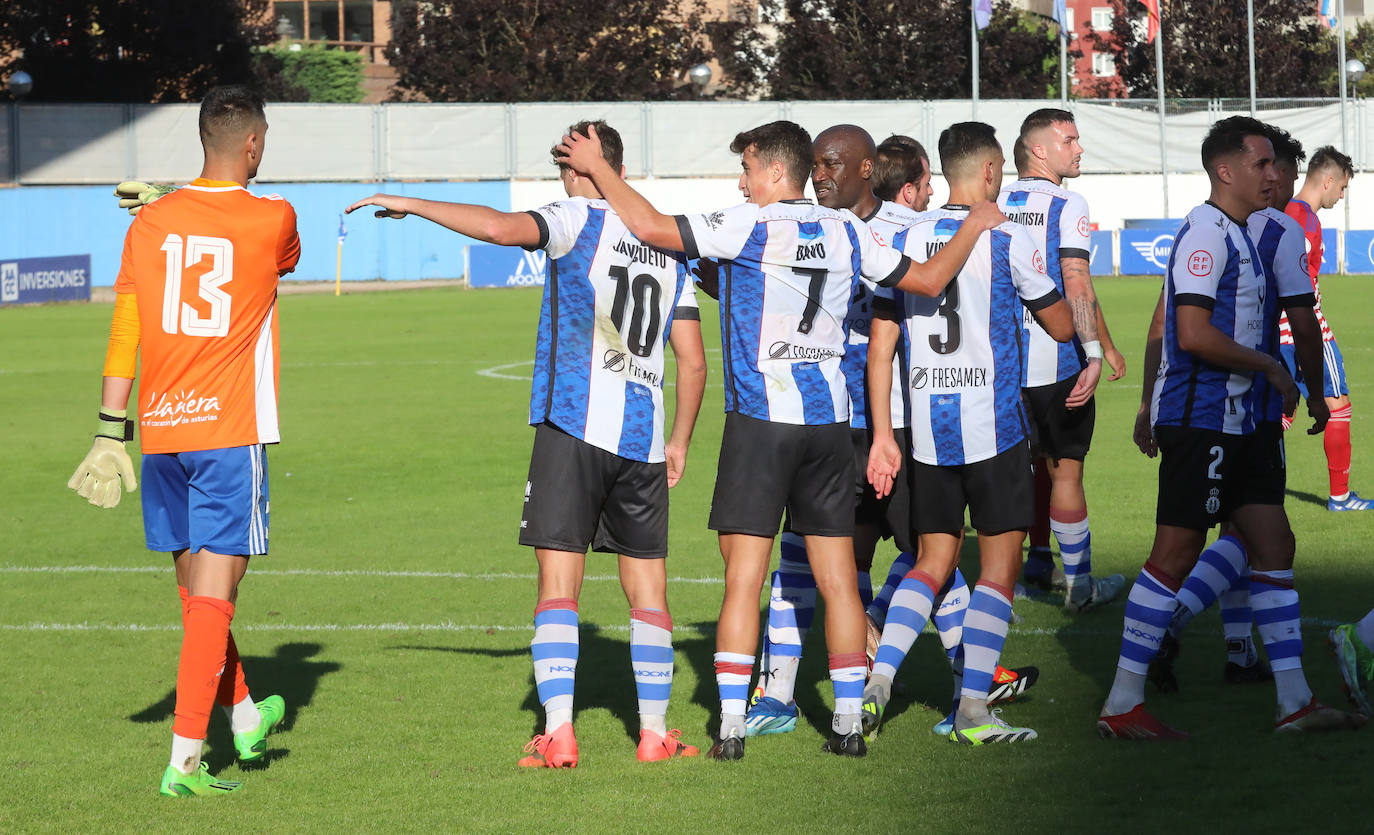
[
  {"left": 159, "top": 762, "right": 242, "bottom": 798},
  {"left": 233, "top": 695, "right": 286, "bottom": 762}
]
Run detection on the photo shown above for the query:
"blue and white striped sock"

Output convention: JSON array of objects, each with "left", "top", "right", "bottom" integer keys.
[
  {"left": 867, "top": 551, "right": 916, "bottom": 628},
  {"left": 630, "top": 607, "right": 673, "bottom": 736},
  {"left": 933, "top": 569, "right": 970, "bottom": 709},
  {"left": 1251, "top": 568, "right": 1312, "bottom": 714},
  {"left": 829, "top": 652, "right": 867, "bottom": 733},
  {"left": 1220, "top": 563, "right": 1257, "bottom": 666},
  {"left": 1173, "top": 535, "right": 1247, "bottom": 635},
  {"left": 1103, "top": 565, "right": 1177, "bottom": 715},
  {"left": 762, "top": 533, "right": 816, "bottom": 704},
  {"left": 1051, "top": 507, "right": 1092, "bottom": 590},
  {"left": 532, "top": 598, "right": 579, "bottom": 733},
  {"left": 960, "top": 582, "right": 1013, "bottom": 702},
  {"left": 870, "top": 570, "right": 940, "bottom": 684},
  {"left": 714, "top": 651, "right": 754, "bottom": 738}
]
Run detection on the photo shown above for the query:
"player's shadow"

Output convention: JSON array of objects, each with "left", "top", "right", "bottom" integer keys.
[
  {"left": 128, "top": 642, "right": 341, "bottom": 771},
  {"left": 1286, "top": 487, "right": 1330, "bottom": 508}
]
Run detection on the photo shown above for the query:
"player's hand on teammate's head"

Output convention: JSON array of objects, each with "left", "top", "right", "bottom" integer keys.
[
  {"left": 966, "top": 200, "right": 1008, "bottom": 232},
  {"left": 114, "top": 181, "right": 175, "bottom": 216},
  {"left": 345, "top": 194, "right": 407, "bottom": 219},
  {"left": 1307, "top": 395, "right": 1330, "bottom": 435},
  {"left": 691, "top": 258, "right": 720, "bottom": 300},
  {"left": 554, "top": 125, "right": 605, "bottom": 176},
  {"left": 1132, "top": 407, "right": 1158, "bottom": 458}
]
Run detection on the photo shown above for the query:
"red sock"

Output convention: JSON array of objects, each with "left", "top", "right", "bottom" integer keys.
[
  {"left": 180, "top": 586, "right": 248, "bottom": 706},
  {"left": 1029, "top": 460, "right": 1052, "bottom": 549},
  {"left": 1326, "top": 404, "right": 1353, "bottom": 498},
  {"left": 173, "top": 596, "right": 234, "bottom": 740}
]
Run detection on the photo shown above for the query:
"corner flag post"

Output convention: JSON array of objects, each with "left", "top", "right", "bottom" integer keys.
[{"left": 336, "top": 213, "right": 347, "bottom": 297}]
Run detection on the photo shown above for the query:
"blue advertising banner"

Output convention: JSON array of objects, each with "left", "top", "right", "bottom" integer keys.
[
  {"left": 1343, "top": 230, "right": 1374, "bottom": 274},
  {"left": 0, "top": 254, "right": 92, "bottom": 305},
  {"left": 1320, "top": 229, "right": 1338, "bottom": 274},
  {"left": 466, "top": 244, "right": 548, "bottom": 288},
  {"left": 1089, "top": 230, "right": 1113, "bottom": 276},
  {"left": 1118, "top": 224, "right": 1182, "bottom": 275}
]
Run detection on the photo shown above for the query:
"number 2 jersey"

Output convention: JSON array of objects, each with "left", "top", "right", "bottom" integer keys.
[
  {"left": 675, "top": 199, "right": 908, "bottom": 426},
  {"left": 884, "top": 208, "right": 1061, "bottom": 466},
  {"left": 524, "top": 197, "right": 698, "bottom": 464},
  {"left": 113, "top": 179, "right": 301, "bottom": 454}
]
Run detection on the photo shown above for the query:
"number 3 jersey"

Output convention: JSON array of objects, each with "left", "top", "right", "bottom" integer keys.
[
  {"left": 114, "top": 179, "right": 301, "bottom": 454},
  {"left": 524, "top": 197, "right": 698, "bottom": 464},
  {"left": 884, "top": 208, "right": 1060, "bottom": 466},
  {"left": 675, "top": 199, "right": 908, "bottom": 426}
]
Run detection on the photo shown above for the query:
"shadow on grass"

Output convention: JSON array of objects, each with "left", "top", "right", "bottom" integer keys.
[
  {"left": 1286, "top": 487, "right": 1329, "bottom": 508},
  {"left": 128, "top": 642, "right": 341, "bottom": 772}
]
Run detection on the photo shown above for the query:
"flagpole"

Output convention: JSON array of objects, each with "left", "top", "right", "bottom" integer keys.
[
  {"left": 1060, "top": 31, "right": 1069, "bottom": 105},
  {"left": 1155, "top": 14, "right": 1169, "bottom": 218},
  {"left": 971, "top": 0, "right": 980, "bottom": 120},
  {"left": 1247, "top": 0, "right": 1257, "bottom": 116},
  {"left": 1339, "top": 0, "right": 1350, "bottom": 249}
]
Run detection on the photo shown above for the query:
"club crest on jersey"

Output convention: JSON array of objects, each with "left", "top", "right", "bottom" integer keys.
[
  {"left": 1205, "top": 487, "right": 1221, "bottom": 515},
  {"left": 1131, "top": 234, "right": 1173, "bottom": 270}
]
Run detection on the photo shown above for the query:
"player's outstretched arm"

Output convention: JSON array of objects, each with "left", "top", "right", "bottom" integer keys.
[
  {"left": 886, "top": 201, "right": 1007, "bottom": 296},
  {"left": 866, "top": 313, "right": 902, "bottom": 499},
  {"left": 344, "top": 194, "right": 541, "bottom": 248},
  {"left": 555, "top": 126, "right": 684, "bottom": 252},
  {"left": 1134, "top": 288, "right": 1166, "bottom": 457},
  {"left": 665, "top": 320, "right": 707, "bottom": 488},
  {"left": 1175, "top": 304, "right": 1299, "bottom": 415},
  {"left": 1285, "top": 305, "right": 1330, "bottom": 435}
]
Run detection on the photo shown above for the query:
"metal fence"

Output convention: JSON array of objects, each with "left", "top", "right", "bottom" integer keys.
[{"left": 2, "top": 98, "right": 1368, "bottom": 185}]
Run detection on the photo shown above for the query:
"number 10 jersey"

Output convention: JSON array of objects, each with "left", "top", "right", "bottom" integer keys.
[
  {"left": 887, "top": 209, "right": 1060, "bottom": 466},
  {"left": 525, "top": 197, "right": 699, "bottom": 464}
]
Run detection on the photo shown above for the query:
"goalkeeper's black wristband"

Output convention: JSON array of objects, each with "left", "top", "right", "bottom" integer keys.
[{"left": 96, "top": 408, "right": 134, "bottom": 442}]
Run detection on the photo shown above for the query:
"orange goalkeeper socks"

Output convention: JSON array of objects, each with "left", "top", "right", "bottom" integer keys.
[
  {"left": 172, "top": 595, "right": 235, "bottom": 740},
  {"left": 178, "top": 585, "right": 249, "bottom": 709}
]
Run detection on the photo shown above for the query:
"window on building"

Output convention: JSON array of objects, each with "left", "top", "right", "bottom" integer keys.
[
  {"left": 1092, "top": 50, "right": 1116, "bottom": 76},
  {"left": 274, "top": 1, "right": 375, "bottom": 43},
  {"left": 1091, "top": 6, "right": 1114, "bottom": 30},
  {"left": 1063, "top": 7, "right": 1075, "bottom": 37}
]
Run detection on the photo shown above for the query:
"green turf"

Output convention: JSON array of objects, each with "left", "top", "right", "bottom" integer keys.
[{"left": 4, "top": 277, "right": 1374, "bottom": 832}]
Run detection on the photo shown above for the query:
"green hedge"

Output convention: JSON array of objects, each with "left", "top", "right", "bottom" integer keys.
[{"left": 258, "top": 44, "right": 364, "bottom": 103}]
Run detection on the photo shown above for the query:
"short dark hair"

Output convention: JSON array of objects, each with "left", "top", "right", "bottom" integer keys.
[
  {"left": 1012, "top": 136, "right": 1030, "bottom": 174},
  {"left": 1262, "top": 123, "right": 1306, "bottom": 168},
  {"left": 1201, "top": 116, "right": 1270, "bottom": 175},
  {"left": 730, "top": 121, "right": 813, "bottom": 189},
  {"left": 873, "top": 135, "right": 926, "bottom": 201},
  {"left": 1019, "top": 107, "right": 1075, "bottom": 142},
  {"left": 1308, "top": 145, "right": 1355, "bottom": 179},
  {"left": 552, "top": 120, "right": 623, "bottom": 172},
  {"left": 199, "top": 85, "right": 265, "bottom": 150},
  {"left": 938, "top": 121, "right": 1001, "bottom": 174}
]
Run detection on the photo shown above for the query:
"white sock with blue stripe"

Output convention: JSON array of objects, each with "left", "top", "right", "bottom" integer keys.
[
  {"left": 532, "top": 598, "right": 579, "bottom": 733},
  {"left": 870, "top": 569, "right": 941, "bottom": 687},
  {"left": 762, "top": 533, "right": 815, "bottom": 704},
  {"left": 933, "top": 568, "right": 970, "bottom": 710},
  {"left": 1250, "top": 568, "right": 1313, "bottom": 715},
  {"left": 1171, "top": 535, "right": 1247, "bottom": 636},
  {"left": 1103, "top": 564, "right": 1177, "bottom": 716},
  {"left": 714, "top": 652, "right": 754, "bottom": 739},
  {"left": 1051, "top": 507, "right": 1092, "bottom": 592},
  {"left": 958, "top": 582, "right": 1014, "bottom": 717},
  {"left": 630, "top": 608, "right": 673, "bottom": 736},
  {"left": 868, "top": 551, "right": 917, "bottom": 628}
]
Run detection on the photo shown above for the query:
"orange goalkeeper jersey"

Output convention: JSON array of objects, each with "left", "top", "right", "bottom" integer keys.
[{"left": 114, "top": 179, "right": 301, "bottom": 454}]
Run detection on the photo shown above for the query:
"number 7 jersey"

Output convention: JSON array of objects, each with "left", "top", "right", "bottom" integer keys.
[
  {"left": 114, "top": 178, "right": 301, "bottom": 454},
  {"left": 525, "top": 197, "right": 698, "bottom": 464}
]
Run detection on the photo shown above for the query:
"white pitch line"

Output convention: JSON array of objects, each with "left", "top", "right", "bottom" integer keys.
[{"left": 0, "top": 564, "right": 722, "bottom": 584}]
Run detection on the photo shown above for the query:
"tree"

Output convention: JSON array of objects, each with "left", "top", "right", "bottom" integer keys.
[
  {"left": 388, "top": 0, "right": 713, "bottom": 102},
  {"left": 1082, "top": 0, "right": 1336, "bottom": 98},
  {"left": 711, "top": 0, "right": 1070, "bottom": 101},
  {"left": 0, "top": 0, "right": 275, "bottom": 102},
  {"left": 260, "top": 45, "right": 365, "bottom": 103}
]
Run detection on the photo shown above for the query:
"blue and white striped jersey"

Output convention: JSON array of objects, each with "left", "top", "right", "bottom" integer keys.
[
  {"left": 525, "top": 197, "right": 699, "bottom": 463},
  {"left": 1247, "top": 207, "right": 1318, "bottom": 424},
  {"left": 886, "top": 208, "right": 1061, "bottom": 466},
  {"left": 997, "top": 177, "right": 1089, "bottom": 387},
  {"left": 676, "top": 199, "right": 908, "bottom": 425},
  {"left": 845, "top": 200, "right": 920, "bottom": 430},
  {"left": 1151, "top": 202, "right": 1268, "bottom": 436}
]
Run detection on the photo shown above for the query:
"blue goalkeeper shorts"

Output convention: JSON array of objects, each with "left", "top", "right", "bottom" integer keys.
[
  {"left": 1280, "top": 338, "right": 1348, "bottom": 400},
  {"left": 141, "top": 444, "right": 270, "bottom": 556}
]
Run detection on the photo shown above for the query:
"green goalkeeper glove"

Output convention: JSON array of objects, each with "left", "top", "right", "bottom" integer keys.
[
  {"left": 68, "top": 408, "right": 138, "bottom": 508},
  {"left": 114, "top": 181, "right": 176, "bottom": 216}
]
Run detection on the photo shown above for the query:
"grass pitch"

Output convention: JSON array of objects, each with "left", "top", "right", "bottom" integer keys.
[{"left": 4, "top": 277, "right": 1374, "bottom": 833}]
